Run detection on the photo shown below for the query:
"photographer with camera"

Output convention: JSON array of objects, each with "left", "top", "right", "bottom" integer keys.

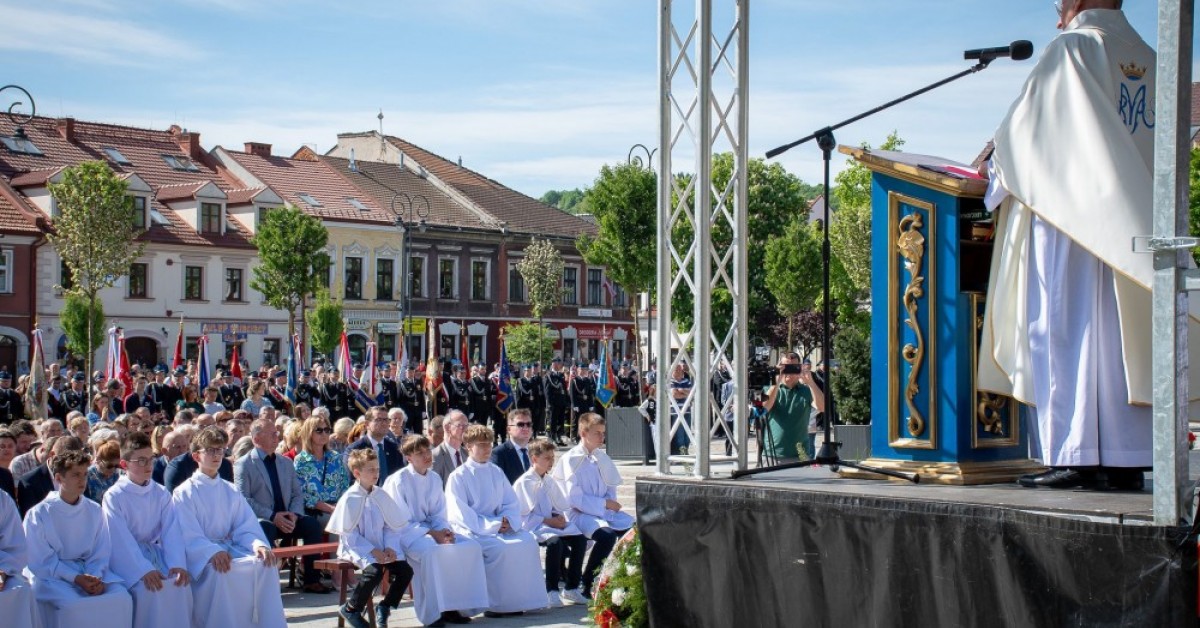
[{"left": 763, "top": 352, "right": 826, "bottom": 463}]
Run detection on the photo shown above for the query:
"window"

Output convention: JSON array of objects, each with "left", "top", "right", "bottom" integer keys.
[
  {"left": 0, "top": 135, "right": 42, "bottom": 155},
  {"left": 440, "top": 335, "right": 456, "bottom": 359},
  {"left": 59, "top": 260, "right": 73, "bottom": 291},
  {"left": 224, "top": 268, "right": 244, "bottom": 302},
  {"left": 297, "top": 193, "right": 322, "bottom": 207},
  {"left": 471, "top": 260, "right": 488, "bottom": 301},
  {"left": 346, "top": 197, "right": 369, "bottom": 211},
  {"left": 149, "top": 208, "right": 170, "bottom": 226},
  {"left": 563, "top": 338, "right": 576, "bottom": 360},
  {"left": 439, "top": 258, "right": 457, "bottom": 299},
  {"left": 344, "top": 256, "right": 363, "bottom": 300},
  {"left": 161, "top": 154, "right": 199, "bottom": 172},
  {"left": 348, "top": 335, "right": 367, "bottom": 364},
  {"left": 200, "top": 203, "right": 222, "bottom": 234},
  {"left": 377, "top": 333, "right": 397, "bottom": 362},
  {"left": 409, "top": 255, "right": 425, "bottom": 298},
  {"left": 468, "top": 336, "right": 484, "bottom": 366},
  {"left": 562, "top": 267, "right": 578, "bottom": 306},
  {"left": 262, "top": 338, "right": 281, "bottom": 367},
  {"left": 185, "top": 337, "right": 199, "bottom": 362},
  {"left": 103, "top": 147, "right": 130, "bottom": 165},
  {"left": 129, "top": 196, "right": 147, "bottom": 230},
  {"left": 508, "top": 263, "right": 525, "bottom": 303},
  {"left": 127, "top": 263, "right": 148, "bottom": 298},
  {"left": 257, "top": 206, "right": 273, "bottom": 226},
  {"left": 184, "top": 266, "right": 204, "bottom": 300},
  {"left": 587, "top": 268, "right": 603, "bottom": 306},
  {"left": 614, "top": 340, "right": 625, "bottom": 360},
  {"left": 376, "top": 258, "right": 394, "bottom": 301},
  {"left": 613, "top": 285, "right": 627, "bottom": 307},
  {"left": 0, "top": 249, "right": 12, "bottom": 293}
]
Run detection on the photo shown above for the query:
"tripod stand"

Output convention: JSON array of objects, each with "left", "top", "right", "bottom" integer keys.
[{"left": 733, "top": 57, "right": 1006, "bottom": 483}]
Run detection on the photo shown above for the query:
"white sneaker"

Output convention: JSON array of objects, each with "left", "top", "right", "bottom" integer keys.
[
  {"left": 561, "top": 588, "right": 588, "bottom": 605},
  {"left": 546, "top": 590, "right": 564, "bottom": 608}
]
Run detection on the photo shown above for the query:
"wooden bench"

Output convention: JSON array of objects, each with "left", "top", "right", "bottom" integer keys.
[
  {"left": 315, "top": 558, "right": 377, "bottom": 628},
  {"left": 274, "top": 541, "right": 338, "bottom": 588}
]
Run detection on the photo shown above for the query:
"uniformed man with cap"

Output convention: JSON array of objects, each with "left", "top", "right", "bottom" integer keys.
[
  {"left": 571, "top": 361, "right": 598, "bottom": 426},
  {"left": 62, "top": 371, "right": 90, "bottom": 416},
  {"left": 447, "top": 363, "right": 471, "bottom": 417},
  {"left": 295, "top": 369, "right": 319, "bottom": 410},
  {"left": 615, "top": 362, "right": 640, "bottom": 408},
  {"left": 517, "top": 365, "right": 536, "bottom": 411},
  {"left": 218, "top": 368, "right": 246, "bottom": 411},
  {"left": 268, "top": 369, "right": 294, "bottom": 416},
  {"left": 157, "top": 366, "right": 185, "bottom": 422},
  {"left": 468, "top": 364, "right": 494, "bottom": 428},
  {"left": 546, "top": 357, "right": 570, "bottom": 443},
  {"left": 396, "top": 363, "right": 426, "bottom": 435},
  {"left": 379, "top": 362, "right": 400, "bottom": 409},
  {"left": 321, "top": 368, "right": 355, "bottom": 419},
  {"left": 0, "top": 370, "right": 23, "bottom": 424},
  {"left": 528, "top": 362, "right": 546, "bottom": 435}
]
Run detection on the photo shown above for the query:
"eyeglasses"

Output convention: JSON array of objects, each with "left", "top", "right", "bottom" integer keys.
[
  {"left": 127, "top": 456, "right": 154, "bottom": 467},
  {"left": 313, "top": 428, "right": 332, "bottom": 434},
  {"left": 514, "top": 422, "right": 533, "bottom": 428},
  {"left": 199, "top": 447, "right": 225, "bottom": 457}
]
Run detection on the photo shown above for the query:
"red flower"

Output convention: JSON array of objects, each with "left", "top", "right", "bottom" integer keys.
[
  {"left": 1189, "top": 432, "right": 1196, "bottom": 442},
  {"left": 598, "top": 608, "right": 620, "bottom": 628}
]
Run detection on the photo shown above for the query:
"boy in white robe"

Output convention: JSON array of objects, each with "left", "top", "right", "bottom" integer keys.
[
  {"left": 327, "top": 448, "right": 415, "bottom": 628},
  {"left": 103, "top": 431, "right": 194, "bottom": 628},
  {"left": 445, "top": 425, "right": 546, "bottom": 617},
  {"left": 23, "top": 449, "right": 133, "bottom": 628},
  {"left": 0, "top": 489, "right": 35, "bottom": 628},
  {"left": 172, "top": 427, "right": 285, "bottom": 628},
  {"left": 552, "top": 413, "right": 634, "bottom": 599},
  {"left": 384, "top": 434, "right": 487, "bottom": 627},
  {"left": 514, "top": 437, "right": 587, "bottom": 607}
]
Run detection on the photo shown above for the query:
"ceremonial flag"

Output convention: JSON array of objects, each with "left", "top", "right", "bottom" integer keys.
[
  {"left": 460, "top": 323, "right": 469, "bottom": 369},
  {"left": 424, "top": 319, "right": 443, "bottom": 400},
  {"left": 171, "top": 317, "right": 184, "bottom": 372},
  {"left": 285, "top": 333, "right": 300, "bottom": 403},
  {"left": 354, "top": 342, "right": 384, "bottom": 411},
  {"left": 596, "top": 337, "right": 617, "bottom": 408},
  {"left": 398, "top": 333, "right": 409, "bottom": 371},
  {"left": 25, "top": 327, "right": 46, "bottom": 420},
  {"left": 229, "top": 343, "right": 243, "bottom": 385},
  {"left": 496, "top": 334, "right": 513, "bottom": 412},
  {"left": 196, "top": 335, "right": 211, "bottom": 390},
  {"left": 104, "top": 326, "right": 120, "bottom": 384},
  {"left": 336, "top": 330, "right": 355, "bottom": 386},
  {"left": 602, "top": 276, "right": 617, "bottom": 300},
  {"left": 117, "top": 332, "right": 132, "bottom": 392}
]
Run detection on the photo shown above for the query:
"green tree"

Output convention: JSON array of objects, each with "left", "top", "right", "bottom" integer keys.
[
  {"left": 764, "top": 215, "right": 823, "bottom": 349},
  {"left": 60, "top": 294, "right": 106, "bottom": 366},
  {"left": 517, "top": 239, "right": 565, "bottom": 369},
  {"left": 831, "top": 131, "right": 905, "bottom": 301},
  {"left": 502, "top": 322, "right": 557, "bottom": 365},
  {"left": 48, "top": 161, "right": 146, "bottom": 379},
  {"left": 1189, "top": 147, "right": 1200, "bottom": 265},
  {"left": 831, "top": 325, "right": 871, "bottom": 425},
  {"left": 306, "top": 289, "right": 343, "bottom": 358},
  {"left": 251, "top": 205, "right": 330, "bottom": 338},
  {"left": 578, "top": 161, "right": 657, "bottom": 370},
  {"left": 539, "top": 188, "right": 589, "bottom": 215}
]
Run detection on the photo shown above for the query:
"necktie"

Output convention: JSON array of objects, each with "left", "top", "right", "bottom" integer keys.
[
  {"left": 519, "top": 447, "right": 530, "bottom": 470},
  {"left": 376, "top": 442, "right": 388, "bottom": 485},
  {"left": 263, "top": 453, "right": 286, "bottom": 515},
  {"left": 454, "top": 449, "right": 462, "bottom": 467}
]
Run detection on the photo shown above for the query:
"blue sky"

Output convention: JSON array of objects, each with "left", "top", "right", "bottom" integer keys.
[{"left": 0, "top": 1, "right": 1189, "bottom": 197}]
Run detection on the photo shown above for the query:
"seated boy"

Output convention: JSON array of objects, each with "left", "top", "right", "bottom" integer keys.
[
  {"left": 23, "top": 450, "right": 133, "bottom": 628},
  {"left": 444, "top": 425, "right": 546, "bottom": 617},
  {"left": 383, "top": 435, "right": 487, "bottom": 627},
  {"left": 514, "top": 437, "right": 588, "bottom": 607},
  {"left": 552, "top": 413, "right": 635, "bottom": 599},
  {"left": 172, "top": 427, "right": 286, "bottom": 628},
  {"left": 326, "top": 448, "right": 415, "bottom": 628},
  {"left": 102, "top": 432, "right": 194, "bottom": 628},
  {"left": 0, "top": 489, "right": 35, "bottom": 628}
]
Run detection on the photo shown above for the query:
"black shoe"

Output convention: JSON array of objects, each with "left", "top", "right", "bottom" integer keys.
[
  {"left": 483, "top": 611, "right": 524, "bottom": 618},
  {"left": 1102, "top": 468, "right": 1146, "bottom": 491},
  {"left": 1017, "top": 468, "right": 1098, "bottom": 489},
  {"left": 441, "top": 611, "right": 473, "bottom": 624}
]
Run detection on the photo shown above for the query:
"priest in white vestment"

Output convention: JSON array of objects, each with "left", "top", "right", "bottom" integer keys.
[
  {"left": 0, "top": 490, "right": 35, "bottom": 628},
  {"left": 23, "top": 450, "right": 133, "bottom": 628},
  {"left": 102, "top": 432, "right": 193, "bottom": 628},
  {"left": 385, "top": 434, "right": 489, "bottom": 626},
  {"left": 978, "top": 0, "right": 1199, "bottom": 489},
  {"left": 445, "top": 426, "right": 546, "bottom": 616},
  {"left": 172, "top": 427, "right": 285, "bottom": 628}
]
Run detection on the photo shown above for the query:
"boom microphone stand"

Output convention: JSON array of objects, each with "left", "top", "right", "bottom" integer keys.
[{"left": 733, "top": 43, "right": 1032, "bottom": 482}]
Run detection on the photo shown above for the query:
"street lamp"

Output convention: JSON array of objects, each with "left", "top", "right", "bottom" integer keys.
[
  {"left": 628, "top": 143, "right": 656, "bottom": 391},
  {"left": 393, "top": 193, "right": 430, "bottom": 367},
  {"left": 1, "top": 84, "right": 36, "bottom": 138}
]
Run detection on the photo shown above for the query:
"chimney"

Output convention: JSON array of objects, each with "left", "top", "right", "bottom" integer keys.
[
  {"left": 55, "top": 118, "right": 75, "bottom": 142},
  {"left": 176, "top": 130, "right": 202, "bottom": 160},
  {"left": 244, "top": 142, "right": 272, "bottom": 158}
]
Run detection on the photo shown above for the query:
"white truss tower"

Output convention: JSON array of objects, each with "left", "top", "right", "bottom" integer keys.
[{"left": 656, "top": 0, "right": 749, "bottom": 477}]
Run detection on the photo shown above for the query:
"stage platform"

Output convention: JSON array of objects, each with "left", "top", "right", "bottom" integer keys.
[{"left": 636, "top": 464, "right": 1199, "bottom": 627}]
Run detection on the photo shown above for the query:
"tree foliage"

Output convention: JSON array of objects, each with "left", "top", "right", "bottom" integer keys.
[
  {"left": 539, "top": 188, "right": 589, "bottom": 215},
  {"left": 251, "top": 205, "right": 330, "bottom": 337},
  {"left": 502, "top": 322, "right": 557, "bottom": 365},
  {"left": 578, "top": 162, "right": 657, "bottom": 298},
  {"left": 831, "top": 325, "right": 872, "bottom": 425},
  {"left": 517, "top": 239, "right": 565, "bottom": 320},
  {"left": 1190, "top": 147, "right": 1200, "bottom": 265},
  {"left": 48, "top": 161, "right": 145, "bottom": 379},
  {"left": 764, "top": 215, "right": 823, "bottom": 349},
  {"left": 830, "top": 131, "right": 904, "bottom": 298},
  {"left": 60, "top": 294, "right": 106, "bottom": 364},
  {"left": 306, "top": 289, "right": 343, "bottom": 358}
]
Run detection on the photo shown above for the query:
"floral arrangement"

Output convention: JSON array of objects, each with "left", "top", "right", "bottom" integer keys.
[{"left": 590, "top": 527, "right": 647, "bottom": 628}]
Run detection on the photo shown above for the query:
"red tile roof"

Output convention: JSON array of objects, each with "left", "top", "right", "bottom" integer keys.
[
  {"left": 8, "top": 167, "right": 65, "bottom": 188},
  {"left": 320, "top": 155, "right": 490, "bottom": 230},
  {"left": 154, "top": 180, "right": 212, "bottom": 202},
  {"left": 0, "top": 178, "right": 42, "bottom": 235},
  {"left": 225, "top": 187, "right": 267, "bottom": 205}
]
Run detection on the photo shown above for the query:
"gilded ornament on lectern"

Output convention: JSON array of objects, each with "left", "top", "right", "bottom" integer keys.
[{"left": 898, "top": 212, "right": 926, "bottom": 437}]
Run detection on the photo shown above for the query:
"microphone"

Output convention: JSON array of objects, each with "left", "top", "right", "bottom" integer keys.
[{"left": 964, "top": 40, "right": 1034, "bottom": 63}]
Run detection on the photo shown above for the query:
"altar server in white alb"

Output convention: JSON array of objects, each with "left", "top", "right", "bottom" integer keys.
[
  {"left": 514, "top": 437, "right": 588, "bottom": 607},
  {"left": 978, "top": 0, "right": 1200, "bottom": 490},
  {"left": 384, "top": 434, "right": 487, "bottom": 627},
  {"left": 445, "top": 425, "right": 546, "bottom": 617},
  {"left": 0, "top": 489, "right": 35, "bottom": 628},
  {"left": 23, "top": 450, "right": 133, "bottom": 628},
  {"left": 172, "top": 427, "right": 286, "bottom": 628},
  {"left": 553, "top": 413, "right": 634, "bottom": 598},
  {"left": 103, "top": 432, "right": 194, "bottom": 628}
]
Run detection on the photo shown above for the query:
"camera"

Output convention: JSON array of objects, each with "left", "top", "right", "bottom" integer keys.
[{"left": 779, "top": 364, "right": 803, "bottom": 375}]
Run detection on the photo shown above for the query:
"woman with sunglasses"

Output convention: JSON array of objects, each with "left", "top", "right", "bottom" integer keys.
[{"left": 292, "top": 416, "right": 351, "bottom": 528}]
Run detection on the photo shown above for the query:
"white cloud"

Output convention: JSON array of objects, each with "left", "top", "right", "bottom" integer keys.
[{"left": 0, "top": 4, "right": 204, "bottom": 67}]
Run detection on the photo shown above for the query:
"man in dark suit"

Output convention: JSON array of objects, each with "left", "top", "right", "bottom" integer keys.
[
  {"left": 0, "top": 466, "right": 13, "bottom": 501},
  {"left": 0, "top": 371, "right": 24, "bottom": 425},
  {"left": 234, "top": 418, "right": 331, "bottom": 593},
  {"left": 348, "top": 405, "right": 405, "bottom": 484},
  {"left": 163, "top": 443, "right": 234, "bottom": 493},
  {"left": 446, "top": 365, "right": 471, "bottom": 416},
  {"left": 152, "top": 430, "right": 189, "bottom": 485},
  {"left": 16, "top": 436, "right": 82, "bottom": 517},
  {"left": 396, "top": 364, "right": 426, "bottom": 436},
  {"left": 489, "top": 408, "right": 534, "bottom": 484}
]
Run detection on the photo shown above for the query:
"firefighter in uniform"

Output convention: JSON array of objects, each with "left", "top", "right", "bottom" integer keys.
[
  {"left": 397, "top": 363, "right": 426, "bottom": 436},
  {"left": 545, "top": 358, "right": 570, "bottom": 444}
]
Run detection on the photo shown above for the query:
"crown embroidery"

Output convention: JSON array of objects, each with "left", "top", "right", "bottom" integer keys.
[{"left": 1120, "top": 62, "right": 1146, "bottom": 81}]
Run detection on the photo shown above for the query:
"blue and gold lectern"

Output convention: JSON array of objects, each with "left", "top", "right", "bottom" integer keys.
[{"left": 838, "top": 146, "right": 1043, "bottom": 484}]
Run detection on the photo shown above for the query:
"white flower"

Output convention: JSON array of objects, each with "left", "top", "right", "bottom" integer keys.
[
  {"left": 611, "top": 587, "right": 627, "bottom": 606},
  {"left": 625, "top": 563, "right": 639, "bottom": 577}
]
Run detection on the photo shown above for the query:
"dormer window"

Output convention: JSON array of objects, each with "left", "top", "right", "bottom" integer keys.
[
  {"left": 297, "top": 193, "right": 322, "bottom": 207},
  {"left": 103, "top": 147, "right": 131, "bottom": 165},
  {"left": 200, "top": 202, "right": 223, "bottom": 234},
  {"left": 346, "top": 197, "right": 369, "bottom": 211},
  {"left": 129, "top": 196, "right": 147, "bottom": 230},
  {"left": 0, "top": 135, "right": 43, "bottom": 155},
  {"left": 161, "top": 154, "right": 200, "bottom": 172}
]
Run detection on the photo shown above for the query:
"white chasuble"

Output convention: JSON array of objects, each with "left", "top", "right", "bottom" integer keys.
[
  {"left": 103, "top": 476, "right": 194, "bottom": 628},
  {"left": 552, "top": 444, "right": 634, "bottom": 538},
  {"left": 23, "top": 492, "right": 133, "bottom": 628},
  {"left": 445, "top": 459, "right": 546, "bottom": 613},
  {"left": 0, "top": 491, "right": 35, "bottom": 628},
  {"left": 172, "top": 472, "right": 286, "bottom": 628},
  {"left": 514, "top": 467, "right": 583, "bottom": 542},
  {"left": 384, "top": 465, "right": 489, "bottom": 625}
]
